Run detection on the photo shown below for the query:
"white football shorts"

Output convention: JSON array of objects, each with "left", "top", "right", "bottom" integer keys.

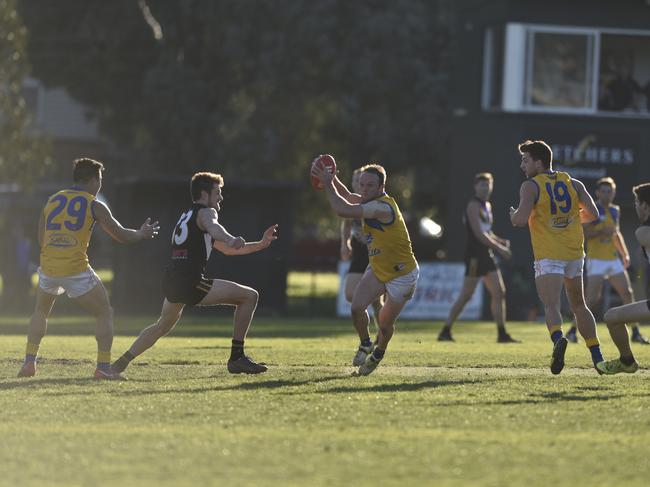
[
  {"left": 585, "top": 258, "right": 625, "bottom": 278},
  {"left": 534, "top": 258, "right": 584, "bottom": 279},
  {"left": 385, "top": 266, "right": 419, "bottom": 302},
  {"left": 38, "top": 266, "right": 100, "bottom": 299}
]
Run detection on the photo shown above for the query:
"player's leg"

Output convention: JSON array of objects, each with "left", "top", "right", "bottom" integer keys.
[
  {"left": 568, "top": 273, "right": 604, "bottom": 343},
  {"left": 350, "top": 268, "right": 385, "bottom": 366},
  {"left": 74, "top": 280, "right": 118, "bottom": 378},
  {"left": 564, "top": 273, "right": 603, "bottom": 370},
  {"left": 439, "top": 276, "right": 480, "bottom": 341},
  {"left": 483, "top": 270, "right": 518, "bottom": 343},
  {"left": 344, "top": 273, "right": 362, "bottom": 303},
  {"left": 535, "top": 271, "right": 568, "bottom": 374},
  {"left": 370, "top": 293, "right": 384, "bottom": 344},
  {"left": 18, "top": 288, "right": 58, "bottom": 377},
  {"left": 357, "top": 268, "right": 418, "bottom": 376},
  {"left": 346, "top": 271, "right": 382, "bottom": 337},
  {"left": 597, "top": 300, "right": 649, "bottom": 374},
  {"left": 198, "top": 279, "right": 266, "bottom": 374},
  {"left": 111, "top": 299, "right": 185, "bottom": 374},
  {"left": 610, "top": 271, "right": 649, "bottom": 344}
]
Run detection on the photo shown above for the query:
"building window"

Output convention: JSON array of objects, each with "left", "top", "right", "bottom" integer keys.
[
  {"left": 484, "top": 23, "right": 650, "bottom": 117},
  {"left": 527, "top": 32, "right": 594, "bottom": 109}
]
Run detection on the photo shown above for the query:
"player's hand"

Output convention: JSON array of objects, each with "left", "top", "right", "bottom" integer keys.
[
  {"left": 498, "top": 247, "right": 512, "bottom": 260},
  {"left": 139, "top": 218, "right": 160, "bottom": 240},
  {"left": 311, "top": 159, "right": 335, "bottom": 186},
  {"left": 261, "top": 224, "right": 279, "bottom": 247},
  {"left": 622, "top": 253, "right": 631, "bottom": 269},
  {"left": 229, "top": 236, "right": 246, "bottom": 249}
]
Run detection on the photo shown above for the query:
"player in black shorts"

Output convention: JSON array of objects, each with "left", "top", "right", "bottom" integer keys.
[
  {"left": 340, "top": 169, "right": 383, "bottom": 333},
  {"left": 597, "top": 182, "right": 650, "bottom": 374},
  {"left": 438, "top": 173, "right": 518, "bottom": 343},
  {"left": 111, "top": 172, "right": 278, "bottom": 376}
]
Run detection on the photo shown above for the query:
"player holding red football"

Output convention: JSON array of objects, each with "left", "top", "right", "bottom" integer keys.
[{"left": 311, "top": 157, "right": 418, "bottom": 376}]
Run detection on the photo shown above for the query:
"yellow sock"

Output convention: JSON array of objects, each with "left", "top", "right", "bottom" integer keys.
[{"left": 97, "top": 351, "right": 111, "bottom": 365}]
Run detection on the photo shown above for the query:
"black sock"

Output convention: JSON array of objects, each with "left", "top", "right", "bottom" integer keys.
[
  {"left": 360, "top": 337, "right": 372, "bottom": 348},
  {"left": 112, "top": 350, "right": 135, "bottom": 373},
  {"left": 497, "top": 326, "right": 507, "bottom": 337},
  {"left": 230, "top": 339, "right": 244, "bottom": 361},
  {"left": 620, "top": 355, "right": 636, "bottom": 366}
]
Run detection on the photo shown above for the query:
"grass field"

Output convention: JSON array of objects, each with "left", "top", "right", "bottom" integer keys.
[{"left": 1, "top": 315, "right": 649, "bottom": 487}]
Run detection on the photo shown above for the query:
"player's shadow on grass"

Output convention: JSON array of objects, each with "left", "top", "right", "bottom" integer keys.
[
  {"left": 0, "top": 377, "right": 99, "bottom": 390},
  {"left": 444, "top": 390, "right": 626, "bottom": 407},
  {"left": 317, "top": 379, "right": 478, "bottom": 395}
]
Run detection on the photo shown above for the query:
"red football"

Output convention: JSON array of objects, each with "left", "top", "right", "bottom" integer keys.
[{"left": 310, "top": 154, "right": 336, "bottom": 190}]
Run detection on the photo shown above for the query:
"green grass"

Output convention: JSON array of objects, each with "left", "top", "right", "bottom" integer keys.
[{"left": 1, "top": 316, "right": 649, "bottom": 487}]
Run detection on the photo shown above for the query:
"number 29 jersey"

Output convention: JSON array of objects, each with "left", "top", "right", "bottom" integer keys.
[
  {"left": 40, "top": 188, "right": 96, "bottom": 277},
  {"left": 528, "top": 171, "right": 583, "bottom": 261},
  {"left": 168, "top": 203, "right": 214, "bottom": 276}
]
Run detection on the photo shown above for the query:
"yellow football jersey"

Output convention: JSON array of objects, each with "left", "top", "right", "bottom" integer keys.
[
  {"left": 362, "top": 194, "right": 417, "bottom": 283},
  {"left": 40, "top": 188, "right": 97, "bottom": 277},
  {"left": 586, "top": 204, "right": 619, "bottom": 260},
  {"left": 528, "top": 171, "right": 584, "bottom": 260}
]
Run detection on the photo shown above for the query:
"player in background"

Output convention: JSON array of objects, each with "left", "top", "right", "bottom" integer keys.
[
  {"left": 510, "top": 140, "right": 605, "bottom": 375},
  {"left": 340, "top": 168, "right": 383, "bottom": 339},
  {"left": 565, "top": 177, "right": 649, "bottom": 344},
  {"left": 438, "top": 172, "right": 519, "bottom": 343},
  {"left": 17, "top": 158, "right": 159, "bottom": 379},
  {"left": 596, "top": 182, "right": 650, "bottom": 374},
  {"left": 312, "top": 161, "right": 418, "bottom": 376},
  {"left": 111, "top": 172, "right": 277, "bottom": 376}
]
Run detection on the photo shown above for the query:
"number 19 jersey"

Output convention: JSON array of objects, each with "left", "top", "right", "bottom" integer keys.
[
  {"left": 40, "top": 188, "right": 96, "bottom": 277},
  {"left": 529, "top": 171, "right": 583, "bottom": 260}
]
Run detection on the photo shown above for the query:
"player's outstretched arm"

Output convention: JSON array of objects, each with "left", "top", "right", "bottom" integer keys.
[
  {"left": 197, "top": 207, "right": 245, "bottom": 249},
  {"left": 93, "top": 200, "right": 160, "bottom": 243},
  {"left": 213, "top": 224, "right": 279, "bottom": 256},
  {"left": 510, "top": 181, "right": 536, "bottom": 227},
  {"left": 573, "top": 178, "right": 599, "bottom": 223}
]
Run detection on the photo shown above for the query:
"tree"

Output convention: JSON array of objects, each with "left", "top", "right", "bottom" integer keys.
[
  {"left": 0, "top": 0, "right": 50, "bottom": 186},
  {"left": 19, "top": 0, "right": 453, "bottom": 234}
]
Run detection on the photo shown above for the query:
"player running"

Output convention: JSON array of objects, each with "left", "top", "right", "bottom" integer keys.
[
  {"left": 565, "top": 177, "right": 649, "bottom": 344},
  {"left": 510, "top": 140, "right": 605, "bottom": 374},
  {"left": 311, "top": 161, "right": 418, "bottom": 376},
  {"left": 111, "top": 172, "right": 277, "bottom": 376},
  {"left": 438, "top": 172, "right": 518, "bottom": 343},
  {"left": 17, "top": 158, "right": 159, "bottom": 380},
  {"left": 340, "top": 168, "right": 383, "bottom": 338},
  {"left": 596, "top": 182, "right": 650, "bottom": 374}
]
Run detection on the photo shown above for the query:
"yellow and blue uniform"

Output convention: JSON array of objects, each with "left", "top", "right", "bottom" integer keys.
[
  {"left": 362, "top": 194, "right": 417, "bottom": 283},
  {"left": 528, "top": 171, "right": 583, "bottom": 260},
  {"left": 586, "top": 204, "right": 619, "bottom": 260},
  {"left": 40, "top": 187, "right": 97, "bottom": 277}
]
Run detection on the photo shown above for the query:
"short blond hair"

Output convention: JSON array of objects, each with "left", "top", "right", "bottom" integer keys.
[{"left": 360, "top": 163, "right": 386, "bottom": 186}]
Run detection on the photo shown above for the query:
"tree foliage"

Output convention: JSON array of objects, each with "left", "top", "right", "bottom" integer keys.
[
  {"left": 18, "top": 0, "right": 453, "bottom": 234},
  {"left": 0, "top": 0, "right": 50, "bottom": 186}
]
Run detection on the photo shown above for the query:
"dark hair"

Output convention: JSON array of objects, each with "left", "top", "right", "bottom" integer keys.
[
  {"left": 474, "top": 172, "right": 493, "bottom": 184},
  {"left": 191, "top": 172, "right": 224, "bottom": 200},
  {"left": 633, "top": 182, "right": 650, "bottom": 207},
  {"left": 360, "top": 163, "right": 386, "bottom": 186},
  {"left": 518, "top": 140, "right": 553, "bottom": 169},
  {"left": 596, "top": 176, "right": 616, "bottom": 190},
  {"left": 72, "top": 158, "right": 104, "bottom": 183}
]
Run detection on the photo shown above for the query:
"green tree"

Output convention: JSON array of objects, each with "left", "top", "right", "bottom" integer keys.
[
  {"left": 19, "top": 0, "right": 452, "bottom": 234},
  {"left": 0, "top": 0, "right": 50, "bottom": 186}
]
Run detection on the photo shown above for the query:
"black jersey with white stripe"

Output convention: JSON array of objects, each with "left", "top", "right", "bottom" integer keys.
[
  {"left": 464, "top": 197, "right": 492, "bottom": 257},
  {"left": 168, "top": 203, "right": 214, "bottom": 276}
]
